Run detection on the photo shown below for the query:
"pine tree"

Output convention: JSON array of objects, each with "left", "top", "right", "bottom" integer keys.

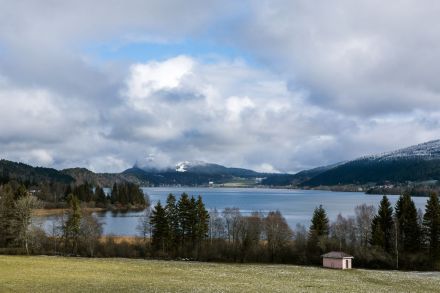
[
  {"left": 178, "top": 193, "right": 192, "bottom": 245},
  {"left": 64, "top": 194, "right": 82, "bottom": 255},
  {"left": 150, "top": 201, "right": 169, "bottom": 252},
  {"left": 195, "top": 196, "right": 209, "bottom": 242},
  {"left": 94, "top": 186, "right": 107, "bottom": 205},
  {"left": 110, "top": 183, "right": 118, "bottom": 204},
  {"left": 189, "top": 196, "right": 197, "bottom": 243},
  {"left": 422, "top": 193, "right": 440, "bottom": 260},
  {"left": 0, "top": 184, "right": 18, "bottom": 247},
  {"left": 370, "top": 196, "right": 394, "bottom": 253},
  {"left": 307, "top": 205, "right": 329, "bottom": 261},
  {"left": 395, "top": 193, "right": 421, "bottom": 253},
  {"left": 165, "top": 194, "right": 179, "bottom": 251},
  {"left": 309, "top": 205, "right": 329, "bottom": 237}
]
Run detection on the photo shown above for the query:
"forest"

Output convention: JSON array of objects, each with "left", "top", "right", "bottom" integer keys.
[{"left": 0, "top": 182, "right": 439, "bottom": 271}]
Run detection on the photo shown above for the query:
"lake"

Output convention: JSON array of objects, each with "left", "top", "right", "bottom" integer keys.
[{"left": 37, "top": 188, "right": 429, "bottom": 236}]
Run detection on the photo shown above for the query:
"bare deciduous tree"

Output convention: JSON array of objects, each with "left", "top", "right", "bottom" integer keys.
[
  {"left": 355, "top": 204, "right": 375, "bottom": 247},
  {"left": 80, "top": 213, "right": 103, "bottom": 257},
  {"left": 264, "top": 210, "right": 293, "bottom": 262},
  {"left": 14, "top": 195, "right": 42, "bottom": 254}
]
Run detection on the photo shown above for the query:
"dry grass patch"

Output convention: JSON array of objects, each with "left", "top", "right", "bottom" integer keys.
[{"left": 0, "top": 255, "right": 439, "bottom": 292}]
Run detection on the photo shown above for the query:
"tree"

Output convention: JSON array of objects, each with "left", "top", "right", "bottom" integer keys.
[
  {"left": 355, "top": 204, "right": 375, "bottom": 247},
  {"left": 0, "top": 184, "right": 17, "bottom": 247},
  {"left": 265, "top": 210, "right": 293, "bottom": 262},
  {"left": 165, "top": 194, "right": 179, "bottom": 251},
  {"left": 194, "top": 196, "right": 209, "bottom": 243},
  {"left": 137, "top": 208, "right": 152, "bottom": 242},
  {"left": 223, "top": 207, "right": 241, "bottom": 244},
  {"left": 307, "top": 205, "right": 329, "bottom": 261},
  {"left": 422, "top": 193, "right": 440, "bottom": 260},
  {"left": 63, "top": 194, "right": 82, "bottom": 255},
  {"left": 395, "top": 193, "right": 421, "bottom": 253},
  {"left": 330, "top": 214, "right": 356, "bottom": 251},
  {"left": 370, "top": 196, "right": 394, "bottom": 253},
  {"left": 14, "top": 195, "right": 42, "bottom": 254},
  {"left": 208, "top": 208, "right": 226, "bottom": 241},
  {"left": 79, "top": 213, "right": 103, "bottom": 257},
  {"left": 150, "top": 201, "right": 169, "bottom": 253},
  {"left": 178, "top": 193, "right": 193, "bottom": 245},
  {"left": 309, "top": 205, "right": 329, "bottom": 237},
  {"left": 94, "top": 186, "right": 107, "bottom": 205}
]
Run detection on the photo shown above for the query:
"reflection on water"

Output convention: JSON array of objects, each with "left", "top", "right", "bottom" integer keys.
[{"left": 37, "top": 188, "right": 428, "bottom": 236}]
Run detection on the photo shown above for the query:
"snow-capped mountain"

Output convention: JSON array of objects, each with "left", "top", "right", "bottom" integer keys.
[
  {"left": 175, "top": 161, "right": 207, "bottom": 172},
  {"left": 362, "top": 139, "right": 440, "bottom": 161},
  {"left": 298, "top": 139, "right": 440, "bottom": 187}
]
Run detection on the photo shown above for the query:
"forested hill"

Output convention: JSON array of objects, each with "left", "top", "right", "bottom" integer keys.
[
  {"left": 0, "top": 159, "right": 74, "bottom": 185},
  {"left": 298, "top": 139, "right": 440, "bottom": 187},
  {"left": 61, "top": 168, "right": 136, "bottom": 186},
  {"left": 301, "top": 157, "right": 440, "bottom": 186},
  {"left": 0, "top": 159, "right": 288, "bottom": 188}
]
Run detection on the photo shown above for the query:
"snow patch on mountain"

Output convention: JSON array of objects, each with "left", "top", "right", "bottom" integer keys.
[
  {"left": 361, "top": 139, "right": 440, "bottom": 161},
  {"left": 175, "top": 161, "right": 207, "bottom": 172}
]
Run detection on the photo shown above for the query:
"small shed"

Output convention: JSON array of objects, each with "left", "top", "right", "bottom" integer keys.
[{"left": 321, "top": 251, "right": 354, "bottom": 269}]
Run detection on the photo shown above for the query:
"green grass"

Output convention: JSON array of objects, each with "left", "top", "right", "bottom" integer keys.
[{"left": 0, "top": 256, "right": 439, "bottom": 292}]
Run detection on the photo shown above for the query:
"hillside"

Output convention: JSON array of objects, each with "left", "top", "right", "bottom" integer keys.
[
  {"left": 122, "top": 166, "right": 259, "bottom": 186},
  {"left": 0, "top": 159, "right": 74, "bottom": 185},
  {"left": 1, "top": 256, "right": 439, "bottom": 292},
  {"left": 61, "top": 168, "right": 137, "bottom": 186},
  {"left": 298, "top": 140, "right": 440, "bottom": 187},
  {"left": 0, "top": 158, "right": 286, "bottom": 188}
]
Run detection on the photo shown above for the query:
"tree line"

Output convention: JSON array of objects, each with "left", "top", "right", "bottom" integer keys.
[
  {"left": 142, "top": 193, "right": 440, "bottom": 269},
  {"left": 1, "top": 183, "right": 440, "bottom": 270},
  {"left": 63, "top": 182, "right": 148, "bottom": 208}
]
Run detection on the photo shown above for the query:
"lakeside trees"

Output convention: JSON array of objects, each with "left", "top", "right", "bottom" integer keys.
[
  {"left": 1, "top": 183, "right": 440, "bottom": 270},
  {"left": 150, "top": 193, "right": 209, "bottom": 257},
  {"left": 370, "top": 196, "right": 394, "bottom": 253},
  {"left": 423, "top": 193, "right": 440, "bottom": 261},
  {"left": 0, "top": 183, "right": 42, "bottom": 254}
]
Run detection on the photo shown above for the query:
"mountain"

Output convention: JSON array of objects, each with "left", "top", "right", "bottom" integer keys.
[
  {"left": 174, "top": 161, "right": 260, "bottom": 176},
  {"left": 61, "top": 168, "right": 138, "bottom": 186},
  {"left": 0, "top": 159, "right": 74, "bottom": 185},
  {"left": 123, "top": 161, "right": 270, "bottom": 186},
  {"left": 299, "top": 140, "right": 440, "bottom": 187}
]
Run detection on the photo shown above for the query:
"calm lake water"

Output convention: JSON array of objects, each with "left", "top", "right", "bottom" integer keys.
[{"left": 38, "top": 188, "right": 428, "bottom": 236}]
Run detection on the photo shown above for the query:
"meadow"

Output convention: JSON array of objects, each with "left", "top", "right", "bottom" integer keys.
[{"left": 0, "top": 255, "right": 439, "bottom": 292}]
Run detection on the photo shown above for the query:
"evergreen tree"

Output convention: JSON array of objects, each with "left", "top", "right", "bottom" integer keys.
[
  {"left": 165, "top": 194, "right": 179, "bottom": 251},
  {"left": 422, "top": 193, "right": 440, "bottom": 260},
  {"left": 0, "top": 184, "right": 18, "bottom": 247},
  {"left": 94, "top": 186, "right": 107, "bottom": 205},
  {"left": 110, "top": 183, "right": 118, "bottom": 204},
  {"left": 178, "top": 193, "right": 192, "bottom": 244},
  {"left": 309, "top": 205, "right": 329, "bottom": 237},
  {"left": 73, "top": 182, "right": 94, "bottom": 202},
  {"left": 395, "top": 193, "right": 421, "bottom": 253},
  {"left": 307, "top": 205, "right": 329, "bottom": 261},
  {"left": 189, "top": 196, "right": 197, "bottom": 243},
  {"left": 370, "top": 196, "right": 394, "bottom": 253},
  {"left": 64, "top": 194, "right": 82, "bottom": 255},
  {"left": 150, "top": 201, "right": 169, "bottom": 252},
  {"left": 195, "top": 196, "right": 209, "bottom": 242}
]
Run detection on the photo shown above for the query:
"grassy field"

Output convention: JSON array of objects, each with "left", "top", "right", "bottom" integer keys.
[{"left": 0, "top": 256, "right": 439, "bottom": 292}]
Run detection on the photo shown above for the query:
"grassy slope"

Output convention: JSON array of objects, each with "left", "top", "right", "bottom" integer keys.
[{"left": 0, "top": 256, "right": 439, "bottom": 293}]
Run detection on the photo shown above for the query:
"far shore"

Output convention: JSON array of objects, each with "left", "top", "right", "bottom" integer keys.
[{"left": 32, "top": 207, "right": 106, "bottom": 217}]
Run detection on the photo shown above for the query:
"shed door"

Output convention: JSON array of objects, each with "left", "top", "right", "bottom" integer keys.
[{"left": 346, "top": 259, "right": 349, "bottom": 269}]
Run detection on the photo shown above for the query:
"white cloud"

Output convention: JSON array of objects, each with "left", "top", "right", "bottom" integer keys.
[
  {"left": 0, "top": 1, "right": 440, "bottom": 174},
  {"left": 236, "top": 0, "right": 440, "bottom": 115}
]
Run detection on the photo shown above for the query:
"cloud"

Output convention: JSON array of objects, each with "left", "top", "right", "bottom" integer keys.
[
  {"left": 0, "top": 1, "right": 440, "bottom": 174},
  {"left": 235, "top": 0, "right": 440, "bottom": 115}
]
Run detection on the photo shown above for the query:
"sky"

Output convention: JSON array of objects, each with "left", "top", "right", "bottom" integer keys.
[{"left": 1, "top": 0, "right": 440, "bottom": 173}]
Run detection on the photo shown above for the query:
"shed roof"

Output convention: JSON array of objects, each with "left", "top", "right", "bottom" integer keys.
[{"left": 321, "top": 251, "right": 354, "bottom": 259}]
